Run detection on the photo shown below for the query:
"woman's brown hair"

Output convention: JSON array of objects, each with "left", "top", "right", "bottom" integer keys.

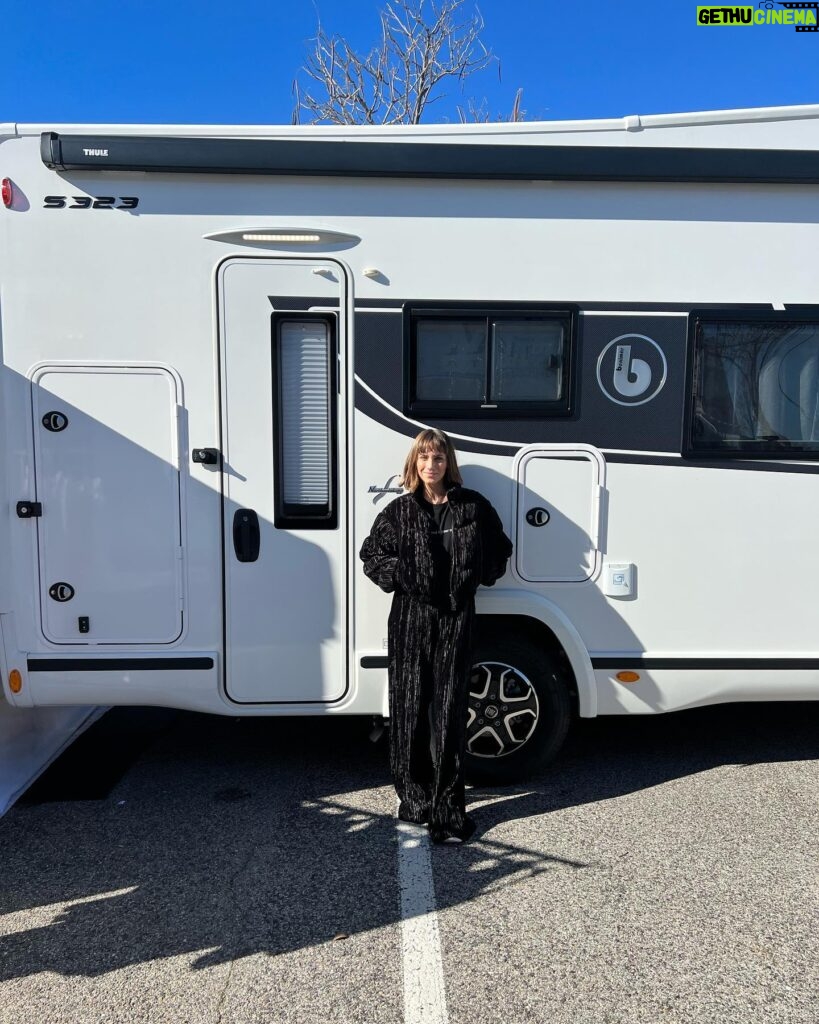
[{"left": 401, "top": 428, "right": 463, "bottom": 493}]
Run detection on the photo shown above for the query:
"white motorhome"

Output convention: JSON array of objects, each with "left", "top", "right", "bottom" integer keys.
[{"left": 1, "top": 104, "right": 818, "bottom": 792}]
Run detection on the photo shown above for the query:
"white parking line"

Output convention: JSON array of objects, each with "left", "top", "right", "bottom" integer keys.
[{"left": 396, "top": 816, "right": 449, "bottom": 1024}]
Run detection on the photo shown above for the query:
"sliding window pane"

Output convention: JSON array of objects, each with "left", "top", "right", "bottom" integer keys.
[
  {"left": 490, "top": 320, "right": 565, "bottom": 402},
  {"left": 415, "top": 320, "right": 485, "bottom": 401}
]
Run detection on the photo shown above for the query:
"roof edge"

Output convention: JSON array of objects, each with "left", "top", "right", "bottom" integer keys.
[{"left": 10, "top": 103, "right": 819, "bottom": 140}]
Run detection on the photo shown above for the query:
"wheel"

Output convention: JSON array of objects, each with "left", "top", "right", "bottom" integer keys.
[{"left": 464, "top": 633, "right": 572, "bottom": 784}]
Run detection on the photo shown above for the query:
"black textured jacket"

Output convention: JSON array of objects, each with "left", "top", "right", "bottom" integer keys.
[{"left": 359, "top": 485, "right": 513, "bottom": 610}]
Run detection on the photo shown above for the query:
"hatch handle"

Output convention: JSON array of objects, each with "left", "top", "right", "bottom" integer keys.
[
  {"left": 526, "top": 507, "right": 550, "bottom": 527},
  {"left": 233, "top": 509, "right": 260, "bottom": 563}
]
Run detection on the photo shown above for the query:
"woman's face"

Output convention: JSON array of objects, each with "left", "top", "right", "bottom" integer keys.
[{"left": 417, "top": 446, "right": 448, "bottom": 489}]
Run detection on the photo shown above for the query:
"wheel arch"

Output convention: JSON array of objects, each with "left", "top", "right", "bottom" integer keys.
[{"left": 474, "top": 588, "right": 597, "bottom": 718}]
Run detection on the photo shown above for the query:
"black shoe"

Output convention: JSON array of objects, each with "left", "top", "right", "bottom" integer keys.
[
  {"left": 429, "top": 816, "right": 476, "bottom": 845},
  {"left": 398, "top": 801, "right": 430, "bottom": 825}
]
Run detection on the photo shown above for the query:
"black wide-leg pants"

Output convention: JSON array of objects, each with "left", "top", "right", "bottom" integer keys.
[{"left": 387, "top": 593, "right": 475, "bottom": 834}]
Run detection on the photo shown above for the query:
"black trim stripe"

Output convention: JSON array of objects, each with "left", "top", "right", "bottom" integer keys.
[
  {"left": 355, "top": 300, "right": 775, "bottom": 313},
  {"left": 603, "top": 452, "right": 819, "bottom": 475},
  {"left": 27, "top": 657, "right": 214, "bottom": 672},
  {"left": 367, "top": 654, "right": 819, "bottom": 671},
  {"left": 592, "top": 657, "right": 819, "bottom": 670},
  {"left": 361, "top": 656, "right": 389, "bottom": 669},
  {"left": 270, "top": 296, "right": 340, "bottom": 311},
  {"left": 356, "top": 387, "right": 819, "bottom": 473},
  {"left": 355, "top": 382, "right": 518, "bottom": 457},
  {"left": 371, "top": 655, "right": 819, "bottom": 671},
  {"left": 41, "top": 133, "right": 819, "bottom": 185}
]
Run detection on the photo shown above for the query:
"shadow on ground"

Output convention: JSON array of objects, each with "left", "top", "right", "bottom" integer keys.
[{"left": 0, "top": 701, "right": 816, "bottom": 979}]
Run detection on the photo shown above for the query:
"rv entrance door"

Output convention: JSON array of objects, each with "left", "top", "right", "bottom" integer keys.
[{"left": 218, "top": 258, "right": 348, "bottom": 704}]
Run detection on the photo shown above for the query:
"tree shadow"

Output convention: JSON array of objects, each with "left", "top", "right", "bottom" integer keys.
[
  {"left": 467, "top": 699, "right": 819, "bottom": 834},
  {"left": 1, "top": 701, "right": 816, "bottom": 980}
]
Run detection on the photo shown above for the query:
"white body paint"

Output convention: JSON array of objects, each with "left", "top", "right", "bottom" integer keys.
[{"left": 1, "top": 104, "right": 819, "bottom": 805}]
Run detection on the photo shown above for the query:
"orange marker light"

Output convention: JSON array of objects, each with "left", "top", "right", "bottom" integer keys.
[
  {"left": 8, "top": 669, "right": 22, "bottom": 694},
  {"left": 616, "top": 671, "right": 640, "bottom": 684}
]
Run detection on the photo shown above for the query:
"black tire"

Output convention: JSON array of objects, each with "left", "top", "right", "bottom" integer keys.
[{"left": 464, "top": 632, "right": 573, "bottom": 784}]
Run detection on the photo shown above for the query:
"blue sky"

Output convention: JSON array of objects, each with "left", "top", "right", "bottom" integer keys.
[{"left": 2, "top": 0, "right": 818, "bottom": 125}]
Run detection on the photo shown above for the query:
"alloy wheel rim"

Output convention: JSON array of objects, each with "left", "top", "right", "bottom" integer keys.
[{"left": 466, "top": 661, "right": 539, "bottom": 759}]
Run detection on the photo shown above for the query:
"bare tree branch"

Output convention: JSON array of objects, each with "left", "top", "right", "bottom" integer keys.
[
  {"left": 293, "top": 0, "right": 503, "bottom": 125},
  {"left": 456, "top": 87, "right": 525, "bottom": 123}
]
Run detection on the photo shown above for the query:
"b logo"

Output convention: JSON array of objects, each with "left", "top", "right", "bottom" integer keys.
[
  {"left": 613, "top": 344, "right": 651, "bottom": 398},
  {"left": 596, "top": 334, "right": 668, "bottom": 407}
]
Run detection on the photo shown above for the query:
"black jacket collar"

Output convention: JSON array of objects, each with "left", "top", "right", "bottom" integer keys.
[{"left": 410, "top": 484, "right": 464, "bottom": 507}]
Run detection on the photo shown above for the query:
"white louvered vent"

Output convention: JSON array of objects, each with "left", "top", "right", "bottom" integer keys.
[{"left": 279, "top": 320, "right": 331, "bottom": 506}]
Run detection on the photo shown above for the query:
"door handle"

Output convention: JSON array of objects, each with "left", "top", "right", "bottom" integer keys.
[
  {"left": 192, "top": 448, "right": 220, "bottom": 466},
  {"left": 233, "top": 509, "right": 260, "bottom": 562}
]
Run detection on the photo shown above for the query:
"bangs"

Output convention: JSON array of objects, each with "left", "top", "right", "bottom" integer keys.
[{"left": 415, "top": 429, "right": 447, "bottom": 455}]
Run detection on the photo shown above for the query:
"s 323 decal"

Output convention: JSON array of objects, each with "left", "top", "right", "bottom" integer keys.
[{"left": 43, "top": 196, "right": 139, "bottom": 209}]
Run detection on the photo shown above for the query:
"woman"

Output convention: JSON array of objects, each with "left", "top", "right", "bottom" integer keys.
[{"left": 359, "top": 429, "right": 513, "bottom": 844}]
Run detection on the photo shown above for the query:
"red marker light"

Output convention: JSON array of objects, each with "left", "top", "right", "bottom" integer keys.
[{"left": 1, "top": 178, "right": 12, "bottom": 208}]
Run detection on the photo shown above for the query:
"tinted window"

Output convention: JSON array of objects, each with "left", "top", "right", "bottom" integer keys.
[
  {"left": 690, "top": 318, "right": 819, "bottom": 455},
  {"left": 407, "top": 308, "right": 574, "bottom": 417}
]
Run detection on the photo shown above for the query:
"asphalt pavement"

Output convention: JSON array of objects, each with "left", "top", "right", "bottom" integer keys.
[{"left": 0, "top": 702, "right": 817, "bottom": 1024}]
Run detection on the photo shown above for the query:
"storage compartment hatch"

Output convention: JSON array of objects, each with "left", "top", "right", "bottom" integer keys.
[
  {"left": 32, "top": 366, "right": 183, "bottom": 644},
  {"left": 515, "top": 446, "right": 604, "bottom": 583}
]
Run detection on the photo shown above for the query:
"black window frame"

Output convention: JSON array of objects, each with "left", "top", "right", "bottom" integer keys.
[
  {"left": 684, "top": 307, "right": 819, "bottom": 460},
  {"left": 271, "top": 312, "right": 338, "bottom": 529},
  {"left": 403, "top": 302, "right": 577, "bottom": 418}
]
